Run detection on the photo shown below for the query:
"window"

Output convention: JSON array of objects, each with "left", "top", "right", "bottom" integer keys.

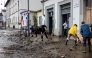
[
  {"left": 39, "top": 16, "right": 42, "bottom": 25},
  {"left": 86, "top": 0, "right": 91, "bottom": 7}
]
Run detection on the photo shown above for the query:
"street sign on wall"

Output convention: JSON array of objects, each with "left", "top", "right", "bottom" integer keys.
[{"left": 73, "top": 0, "right": 79, "bottom": 8}]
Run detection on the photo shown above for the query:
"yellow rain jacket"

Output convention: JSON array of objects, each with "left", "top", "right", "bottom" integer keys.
[{"left": 68, "top": 25, "right": 77, "bottom": 36}]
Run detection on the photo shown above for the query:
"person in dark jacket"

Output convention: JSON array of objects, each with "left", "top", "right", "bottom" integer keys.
[
  {"left": 80, "top": 21, "right": 91, "bottom": 53},
  {"left": 34, "top": 26, "right": 38, "bottom": 37},
  {"left": 30, "top": 26, "right": 38, "bottom": 37},
  {"left": 39, "top": 25, "right": 48, "bottom": 41}
]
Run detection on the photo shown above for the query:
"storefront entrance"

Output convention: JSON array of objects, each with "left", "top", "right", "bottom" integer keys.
[
  {"left": 62, "top": 13, "right": 70, "bottom": 36},
  {"left": 48, "top": 9, "right": 53, "bottom": 34},
  {"left": 61, "top": 3, "right": 71, "bottom": 36}
]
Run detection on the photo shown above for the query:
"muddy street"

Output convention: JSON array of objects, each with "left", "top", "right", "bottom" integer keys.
[{"left": 0, "top": 29, "right": 92, "bottom": 58}]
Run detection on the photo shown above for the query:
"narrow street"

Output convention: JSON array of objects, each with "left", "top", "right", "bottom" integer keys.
[{"left": 0, "top": 29, "right": 92, "bottom": 58}]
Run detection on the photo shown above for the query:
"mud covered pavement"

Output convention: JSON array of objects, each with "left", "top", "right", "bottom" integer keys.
[{"left": 0, "top": 29, "right": 92, "bottom": 58}]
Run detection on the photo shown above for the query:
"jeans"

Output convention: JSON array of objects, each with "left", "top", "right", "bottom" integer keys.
[
  {"left": 63, "top": 29, "right": 67, "bottom": 37},
  {"left": 83, "top": 37, "right": 91, "bottom": 46}
]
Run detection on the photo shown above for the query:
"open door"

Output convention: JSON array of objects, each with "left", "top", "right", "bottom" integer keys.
[
  {"left": 47, "top": 8, "right": 53, "bottom": 34},
  {"left": 86, "top": 8, "right": 91, "bottom": 24},
  {"left": 62, "top": 14, "right": 67, "bottom": 36},
  {"left": 49, "top": 17, "right": 53, "bottom": 34},
  {"left": 84, "top": 0, "right": 92, "bottom": 24}
]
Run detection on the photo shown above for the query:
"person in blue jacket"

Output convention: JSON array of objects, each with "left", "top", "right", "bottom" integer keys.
[{"left": 80, "top": 21, "right": 91, "bottom": 53}]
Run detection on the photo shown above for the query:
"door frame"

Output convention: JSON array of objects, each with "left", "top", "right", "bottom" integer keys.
[
  {"left": 45, "top": 4, "right": 55, "bottom": 33},
  {"left": 58, "top": 0, "right": 72, "bottom": 36},
  {"left": 48, "top": 11, "right": 53, "bottom": 34},
  {"left": 62, "top": 13, "right": 70, "bottom": 36}
]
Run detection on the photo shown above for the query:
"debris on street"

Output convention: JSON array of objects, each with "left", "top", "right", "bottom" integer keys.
[{"left": 0, "top": 30, "right": 91, "bottom": 58}]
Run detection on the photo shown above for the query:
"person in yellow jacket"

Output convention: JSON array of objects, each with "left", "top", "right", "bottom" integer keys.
[{"left": 65, "top": 24, "right": 79, "bottom": 46}]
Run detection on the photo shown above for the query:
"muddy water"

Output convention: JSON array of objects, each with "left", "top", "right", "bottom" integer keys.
[{"left": 0, "top": 30, "right": 92, "bottom": 58}]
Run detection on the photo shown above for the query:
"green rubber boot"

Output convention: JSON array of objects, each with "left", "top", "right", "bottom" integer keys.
[
  {"left": 83, "top": 46, "right": 86, "bottom": 53},
  {"left": 89, "top": 45, "right": 91, "bottom": 52}
]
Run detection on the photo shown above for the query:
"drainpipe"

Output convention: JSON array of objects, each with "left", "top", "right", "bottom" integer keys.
[
  {"left": 42, "top": 0, "right": 45, "bottom": 17},
  {"left": 28, "top": 0, "right": 30, "bottom": 36},
  {"left": 18, "top": 0, "right": 19, "bottom": 29},
  {"left": 41, "top": 0, "right": 48, "bottom": 17},
  {"left": 41, "top": 0, "right": 45, "bottom": 25}
]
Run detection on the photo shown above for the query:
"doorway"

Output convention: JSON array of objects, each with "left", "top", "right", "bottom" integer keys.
[
  {"left": 60, "top": 3, "right": 71, "bottom": 36},
  {"left": 48, "top": 11, "right": 53, "bottom": 34},
  {"left": 62, "top": 13, "right": 70, "bottom": 36},
  {"left": 49, "top": 16, "right": 53, "bottom": 34}
]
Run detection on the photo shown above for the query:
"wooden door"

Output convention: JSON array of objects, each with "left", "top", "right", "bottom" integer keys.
[
  {"left": 86, "top": 8, "right": 91, "bottom": 24},
  {"left": 84, "top": 0, "right": 92, "bottom": 24}
]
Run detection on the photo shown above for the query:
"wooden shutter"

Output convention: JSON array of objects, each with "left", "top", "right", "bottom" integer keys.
[{"left": 86, "top": 8, "right": 91, "bottom": 24}]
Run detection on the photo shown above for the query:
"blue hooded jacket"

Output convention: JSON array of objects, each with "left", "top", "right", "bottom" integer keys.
[{"left": 80, "top": 24, "right": 91, "bottom": 38}]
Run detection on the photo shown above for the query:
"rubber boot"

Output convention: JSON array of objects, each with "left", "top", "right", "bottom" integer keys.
[
  {"left": 41, "top": 35, "right": 43, "bottom": 41},
  {"left": 83, "top": 46, "right": 86, "bottom": 53},
  {"left": 89, "top": 45, "right": 91, "bottom": 52},
  {"left": 65, "top": 40, "right": 68, "bottom": 45},
  {"left": 75, "top": 40, "right": 77, "bottom": 46}
]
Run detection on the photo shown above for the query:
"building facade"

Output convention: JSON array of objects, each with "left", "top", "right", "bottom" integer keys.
[
  {"left": 20, "top": 10, "right": 42, "bottom": 28},
  {"left": 5, "top": 0, "right": 42, "bottom": 29},
  {"left": 0, "top": 13, "right": 3, "bottom": 27},
  {"left": 1, "top": 9, "right": 6, "bottom": 28},
  {"left": 42, "top": 0, "right": 87, "bottom": 36}
]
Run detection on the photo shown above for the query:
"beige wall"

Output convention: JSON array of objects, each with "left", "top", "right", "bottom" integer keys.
[
  {"left": 29, "top": 11, "right": 42, "bottom": 26},
  {"left": 37, "top": 11, "right": 42, "bottom": 16}
]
